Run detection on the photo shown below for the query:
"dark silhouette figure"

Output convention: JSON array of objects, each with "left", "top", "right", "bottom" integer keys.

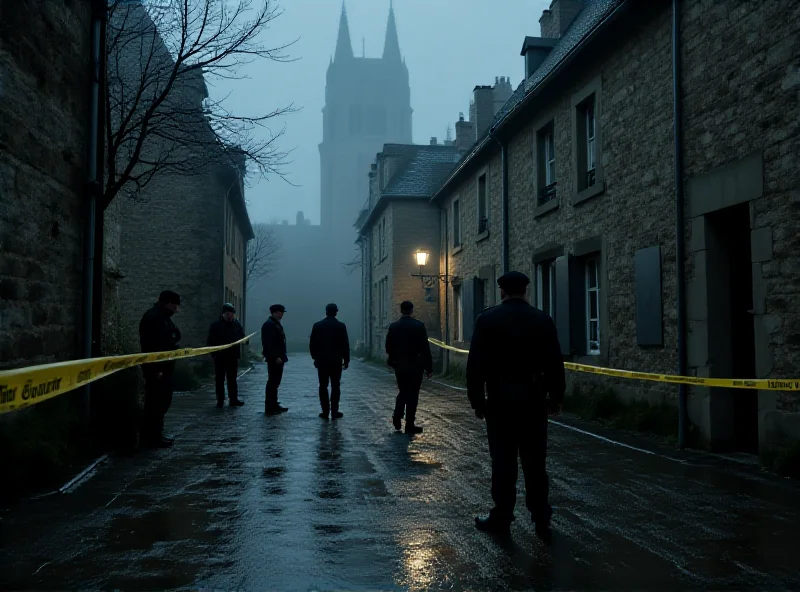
[
  {"left": 261, "top": 304, "right": 289, "bottom": 415},
  {"left": 207, "top": 302, "right": 246, "bottom": 408},
  {"left": 466, "top": 271, "right": 566, "bottom": 543},
  {"left": 310, "top": 303, "right": 351, "bottom": 419},
  {"left": 386, "top": 301, "right": 433, "bottom": 434}
]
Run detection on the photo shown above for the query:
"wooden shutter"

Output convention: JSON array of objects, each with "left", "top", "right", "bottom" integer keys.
[
  {"left": 554, "top": 255, "right": 571, "bottom": 355},
  {"left": 462, "top": 278, "right": 476, "bottom": 342}
]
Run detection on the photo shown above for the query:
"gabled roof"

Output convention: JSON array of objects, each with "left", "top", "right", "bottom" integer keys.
[
  {"left": 432, "top": 0, "right": 628, "bottom": 203},
  {"left": 359, "top": 144, "right": 460, "bottom": 233}
]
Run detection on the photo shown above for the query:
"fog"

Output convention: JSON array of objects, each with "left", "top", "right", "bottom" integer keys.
[{"left": 209, "top": 0, "right": 550, "bottom": 348}]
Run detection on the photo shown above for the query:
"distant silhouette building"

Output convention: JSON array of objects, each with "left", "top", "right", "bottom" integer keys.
[{"left": 247, "top": 2, "right": 412, "bottom": 345}]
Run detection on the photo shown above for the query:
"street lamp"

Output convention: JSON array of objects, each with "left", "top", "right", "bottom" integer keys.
[{"left": 411, "top": 249, "right": 457, "bottom": 291}]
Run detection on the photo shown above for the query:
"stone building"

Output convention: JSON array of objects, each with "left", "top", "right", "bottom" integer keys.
[
  {"left": 355, "top": 142, "right": 462, "bottom": 359},
  {"left": 104, "top": 2, "right": 254, "bottom": 351},
  {"left": 378, "top": 0, "right": 798, "bottom": 454},
  {"left": 0, "top": 1, "right": 92, "bottom": 369}
]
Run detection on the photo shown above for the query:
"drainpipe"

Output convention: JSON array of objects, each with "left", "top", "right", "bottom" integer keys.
[
  {"left": 81, "top": 2, "right": 104, "bottom": 427},
  {"left": 490, "top": 131, "right": 510, "bottom": 274},
  {"left": 443, "top": 206, "right": 450, "bottom": 371},
  {"left": 673, "top": 0, "right": 688, "bottom": 449}
]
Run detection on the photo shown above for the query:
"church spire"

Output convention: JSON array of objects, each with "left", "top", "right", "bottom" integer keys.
[
  {"left": 382, "top": 1, "right": 401, "bottom": 62},
  {"left": 334, "top": 1, "right": 353, "bottom": 62}
]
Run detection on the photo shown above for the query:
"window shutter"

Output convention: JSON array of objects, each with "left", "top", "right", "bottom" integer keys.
[
  {"left": 635, "top": 246, "right": 663, "bottom": 346},
  {"left": 554, "top": 256, "right": 571, "bottom": 355},
  {"left": 462, "top": 278, "right": 476, "bottom": 342}
]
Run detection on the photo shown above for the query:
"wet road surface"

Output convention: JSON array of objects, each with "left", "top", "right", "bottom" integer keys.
[{"left": 2, "top": 357, "right": 799, "bottom": 590}]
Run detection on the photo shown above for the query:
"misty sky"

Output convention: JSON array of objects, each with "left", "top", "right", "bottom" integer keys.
[{"left": 210, "top": 0, "right": 550, "bottom": 225}]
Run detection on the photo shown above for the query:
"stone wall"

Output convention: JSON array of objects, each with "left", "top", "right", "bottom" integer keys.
[
  {"left": 0, "top": 0, "right": 91, "bottom": 369},
  {"left": 369, "top": 206, "right": 395, "bottom": 358},
  {"left": 681, "top": 0, "right": 800, "bottom": 447}
]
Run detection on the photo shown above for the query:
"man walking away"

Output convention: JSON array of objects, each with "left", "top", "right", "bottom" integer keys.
[
  {"left": 138, "top": 290, "right": 182, "bottom": 448},
  {"left": 385, "top": 301, "right": 433, "bottom": 435},
  {"left": 207, "top": 302, "right": 246, "bottom": 408},
  {"left": 310, "top": 303, "right": 351, "bottom": 419},
  {"left": 466, "top": 271, "right": 566, "bottom": 544},
  {"left": 262, "top": 304, "right": 289, "bottom": 415}
]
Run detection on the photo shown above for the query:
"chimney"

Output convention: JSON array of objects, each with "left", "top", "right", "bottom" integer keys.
[
  {"left": 520, "top": 36, "right": 558, "bottom": 79},
  {"left": 540, "top": 0, "right": 585, "bottom": 39},
  {"left": 492, "top": 76, "right": 513, "bottom": 115},
  {"left": 455, "top": 112, "right": 475, "bottom": 153},
  {"left": 430, "top": 137, "right": 438, "bottom": 145},
  {"left": 470, "top": 85, "right": 494, "bottom": 140}
]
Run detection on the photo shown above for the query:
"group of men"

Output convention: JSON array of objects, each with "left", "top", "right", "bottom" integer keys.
[{"left": 137, "top": 270, "right": 566, "bottom": 543}]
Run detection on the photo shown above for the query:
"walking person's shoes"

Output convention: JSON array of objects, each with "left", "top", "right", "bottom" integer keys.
[
  {"left": 331, "top": 411, "right": 343, "bottom": 420},
  {"left": 265, "top": 405, "right": 289, "bottom": 415},
  {"left": 392, "top": 417, "right": 402, "bottom": 431},
  {"left": 142, "top": 436, "right": 174, "bottom": 449},
  {"left": 216, "top": 400, "right": 224, "bottom": 409},
  {"left": 475, "top": 515, "right": 512, "bottom": 535},
  {"left": 162, "top": 433, "right": 175, "bottom": 443},
  {"left": 405, "top": 424, "right": 423, "bottom": 435},
  {"left": 319, "top": 411, "right": 329, "bottom": 419},
  {"left": 230, "top": 399, "right": 245, "bottom": 407},
  {"left": 535, "top": 523, "right": 553, "bottom": 545}
]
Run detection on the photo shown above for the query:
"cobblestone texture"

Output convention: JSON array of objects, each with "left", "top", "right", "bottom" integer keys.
[{"left": 1, "top": 359, "right": 799, "bottom": 590}]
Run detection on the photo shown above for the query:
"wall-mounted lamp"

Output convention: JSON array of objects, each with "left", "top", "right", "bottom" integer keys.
[{"left": 411, "top": 249, "right": 457, "bottom": 290}]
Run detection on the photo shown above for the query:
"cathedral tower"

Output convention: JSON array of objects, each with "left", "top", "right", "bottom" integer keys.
[{"left": 319, "top": 2, "right": 413, "bottom": 243}]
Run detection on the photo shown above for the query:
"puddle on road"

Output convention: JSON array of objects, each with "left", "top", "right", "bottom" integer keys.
[
  {"left": 314, "top": 524, "right": 347, "bottom": 536},
  {"left": 361, "top": 478, "right": 389, "bottom": 498},
  {"left": 262, "top": 466, "right": 286, "bottom": 479},
  {"left": 106, "top": 508, "right": 212, "bottom": 551},
  {"left": 266, "top": 486, "right": 286, "bottom": 496}
]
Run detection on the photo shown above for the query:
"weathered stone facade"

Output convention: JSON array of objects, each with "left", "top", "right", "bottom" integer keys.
[
  {"left": 378, "top": 0, "right": 799, "bottom": 453},
  {"left": 0, "top": 0, "right": 91, "bottom": 369},
  {"left": 357, "top": 143, "right": 460, "bottom": 361}
]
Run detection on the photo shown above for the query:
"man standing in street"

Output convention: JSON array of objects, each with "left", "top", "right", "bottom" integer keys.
[
  {"left": 261, "top": 304, "right": 289, "bottom": 415},
  {"left": 138, "top": 290, "right": 182, "bottom": 449},
  {"left": 207, "top": 302, "right": 246, "bottom": 408},
  {"left": 385, "top": 300, "right": 433, "bottom": 435},
  {"left": 310, "top": 303, "right": 351, "bottom": 419},
  {"left": 466, "top": 271, "right": 566, "bottom": 544}
]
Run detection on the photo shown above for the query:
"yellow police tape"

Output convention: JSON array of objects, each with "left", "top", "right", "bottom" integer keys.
[
  {"left": 0, "top": 334, "right": 255, "bottom": 415},
  {"left": 428, "top": 338, "right": 800, "bottom": 392}
]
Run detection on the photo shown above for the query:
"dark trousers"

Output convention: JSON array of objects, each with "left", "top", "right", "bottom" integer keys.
[
  {"left": 214, "top": 356, "right": 239, "bottom": 403},
  {"left": 318, "top": 364, "right": 343, "bottom": 413},
  {"left": 485, "top": 401, "right": 551, "bottom": 524},
  {"left": 393, "top": 369, "right": 423, "bottom": 426},
  {"left": 265, "top": 361, "right": 284, "bottom": 409},
  {"left": 142, "top": 367, "right": 174, "bottom": 441}
]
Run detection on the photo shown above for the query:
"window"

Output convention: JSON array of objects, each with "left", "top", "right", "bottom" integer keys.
[
  {"left": 536, "top": 122, "right": 557, "bottom": 205},
  {"left": 576, "top": 93, "right": 598, "bottom": 192},
  {"left": 380, "top": 218, "right": 387, "bottom": 260},
  {"left": 535, "top": 260, "right": 555, "bottom": 318},
  {"left": 382, "top": 277, "right": 390, "bottom": 326},
  {"left": 452, "top": 199, "right": 461, "bottom": 248},
  {"left": 585, "top": 256, "right": 600, "bottom": 354},
  {"left": 453, "top": 285, "right": 463, "bottom": 341},
  {"left": 477, "top": 173, "right": 488, "bottom": 234}
]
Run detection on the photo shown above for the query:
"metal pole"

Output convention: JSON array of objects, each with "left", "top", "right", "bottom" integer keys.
[{"left": 672, "top": 0, "right": 688, "bottom": 449}]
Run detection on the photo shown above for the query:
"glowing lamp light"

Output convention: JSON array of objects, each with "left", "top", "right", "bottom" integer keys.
[{"left": 415, "top": 250, "right": 430, "bottom": 267}]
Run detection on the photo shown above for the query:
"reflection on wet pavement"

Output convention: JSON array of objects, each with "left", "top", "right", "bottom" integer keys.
[{"left": 1, "top": 357, "right": 799, "bottom": 590}]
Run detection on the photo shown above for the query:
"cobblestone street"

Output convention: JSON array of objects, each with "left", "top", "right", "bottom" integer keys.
[{"left": 2, "top": 357, "right": 799, "bottom": 590}]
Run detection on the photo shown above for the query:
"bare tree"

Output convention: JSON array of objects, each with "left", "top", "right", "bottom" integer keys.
[
  {"left": 342, "top": 253, "right": 362, "bottom": 276},
  {"left": 103, "top": 0, "right": 297, "bottom": 210},
  {"left": 246, "top": 223, "right": 281, "bottom": 289}
]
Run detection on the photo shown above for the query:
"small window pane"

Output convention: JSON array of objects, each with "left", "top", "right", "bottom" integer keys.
[{"left": 590, "top": 291, "right": 598, "bottom": 318}]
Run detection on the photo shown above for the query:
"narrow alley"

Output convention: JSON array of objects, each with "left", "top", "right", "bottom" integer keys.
[{"left": 1, "top": 358, "right": 798, "bottom": 591}]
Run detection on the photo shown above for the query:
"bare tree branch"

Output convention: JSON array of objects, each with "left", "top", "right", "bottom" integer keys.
[
  {"left": 103, "top": 0, "right": 298, "bottom": 209},
  {"left": 342, "top": 253, "right": 362, "bottom": 276},
  {"left": 246, "top": 222, "right": 281, "bottom": 288}
]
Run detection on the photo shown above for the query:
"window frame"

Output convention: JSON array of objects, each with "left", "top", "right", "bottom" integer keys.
[
  {"left": 453, "top": 285, "right": 463, "bottom": 342},
  {"left": 535, "top": 260, "right": 556, "bottom": 318},
  {"left": 585, "top": 256, "right": 600, "bottom": 355},
  {"left": 571, "top": 76, "right": 604, "bottom": 205}
]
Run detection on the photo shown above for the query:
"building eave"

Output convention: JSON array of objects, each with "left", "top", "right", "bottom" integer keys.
[
  {"left": 358, "top": 193, "right": 430, "bottom": 235},
  {"left": 430, "top": 0, "right": 632, "bottom": 206}
]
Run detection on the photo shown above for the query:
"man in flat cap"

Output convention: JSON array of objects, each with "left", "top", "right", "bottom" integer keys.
[
  {"left": 466, "top": 271, "right": 566, "bottom": 543},
  {"left": 385, "top": 300, "right": 433, "bottom": 435},
  {"left": 309, "top": 303, "right": 351, "bottom": 419},
  {"left": 261, "top": 304, "right": 289, "bottom": 415},
  {"left": 207, "top": 302, "right": 246, "bottom": 408},
  {"left": 138, "top": 290, "right": 182, "bottom": 448}
]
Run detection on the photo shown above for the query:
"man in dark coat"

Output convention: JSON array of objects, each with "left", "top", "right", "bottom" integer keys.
[
  {"left": 466, "top": 271, "right": 566, "bottom": 544},
  {"left": 385, "top": 300, "right": 433, "bottom": 435},
  {"left": 138, "top": 290, "right": 182, "bottom": 448},
  {"left": 207, "top": 302, "right": 246, "bottom": 408},
  {"left": 310, "top": 303, "right": 351, "bottom": 419},
  {"left": 261, "top": 304, "right": 289, "bottom": 415}
]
